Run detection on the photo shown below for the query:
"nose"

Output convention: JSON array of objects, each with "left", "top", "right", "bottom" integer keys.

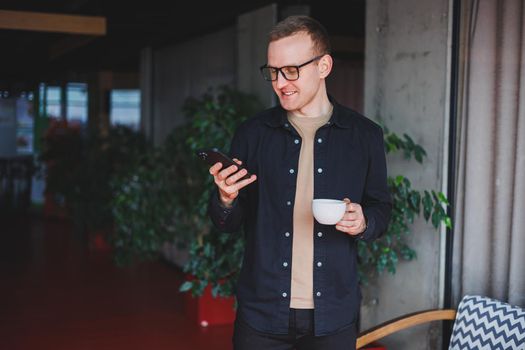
[{"left": 275, "top": 70, "right": 288, "bottom": 89}]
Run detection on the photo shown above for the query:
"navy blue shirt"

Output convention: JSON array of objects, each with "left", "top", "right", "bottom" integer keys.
[{"left": 208, "top": 98, "right": 392, "bottom": 336}]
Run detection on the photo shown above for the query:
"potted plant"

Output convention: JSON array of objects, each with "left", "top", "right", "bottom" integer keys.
[
  {"left": 40, "top": 121, "right": 147, "bottom": 249},
  {"left": 110, "top": 133, "right": 198, "bottom": 266},
  {"left": 177, "top": 87, "right": 262, "bottom": 326},
  {"left": 177, "top": 86, "right": 262, "bottom": 293},
  {"left": 109, "top": 85, "right": 261, "bottom": 325},
  {"left": 39, "top": 119, "right": 83, "bottom": 219}
]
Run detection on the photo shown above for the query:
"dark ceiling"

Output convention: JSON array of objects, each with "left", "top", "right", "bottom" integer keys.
[{"left": 0, "top": 0, "right": 365, "bottom": 86}]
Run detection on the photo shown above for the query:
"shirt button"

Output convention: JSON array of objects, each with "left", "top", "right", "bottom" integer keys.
[
  {"left": 316, "top": 291, "right": 322, "bottom": 297},
  {"left": 284, "top": 123, "right": 289, "bottom": 128},
  {"left": 289, "top": 168, "right": 295, "bottom": 174},
  {"left": 283, "top": 262, "right": 288, "bottom": 267},
  {"left": 317, "top": 232, "right": 323, "bottom": 237},
  {"left": 285, "top": 232, "right": 290, "bottom": 237},
  {"left": 282, "top": 292, "right": 288, "bottom": 298},
  {"left": 317, "top": 261, "right": 322, "bottom": 267},
  {"left": 286, "top": 201, "right": 292, "bottom": 206},
  {"left": 317, "top": 138, "right": 323, "bottom": 143},
  {"left": 294, "top": 139, "right": 300, "bottom": 144},
  {"left": 317, "top": 168, "right": 323, "bottom": 174}
]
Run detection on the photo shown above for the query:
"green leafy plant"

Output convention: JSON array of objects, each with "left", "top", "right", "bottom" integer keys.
[
  {"left": 356, "top": 129, "right": 451, "bottom": 283},
  {"left": 176, "top": 86, "right": 262, "bottom": 297},
  {"left": 39, "top": 119, "right": 83, "bottom": 207},
  {"left": 111, "top": 85, "right": 262, "bottom": 295},
  {"left": 40, "top": 121, "right": 148, "bottom": 233},
  {"left": 72, "top": 125, "right": 148, "bottom": 233},
  {"left": 111, "top": 123, "right": 210, "bottom": 266}
]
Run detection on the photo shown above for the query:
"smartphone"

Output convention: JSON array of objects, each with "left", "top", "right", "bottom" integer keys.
[{"left": 196, "top": 148, "right": 252, "bottom": 180}]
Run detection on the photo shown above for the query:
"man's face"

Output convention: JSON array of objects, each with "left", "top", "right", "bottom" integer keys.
[{"left": 267, "top": 32, "right": 326, "bottom": 113}]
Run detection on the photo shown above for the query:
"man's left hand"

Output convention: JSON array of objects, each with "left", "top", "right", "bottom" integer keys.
[{"left": 335, "top": 198, "right": 367, "bottom": 236}]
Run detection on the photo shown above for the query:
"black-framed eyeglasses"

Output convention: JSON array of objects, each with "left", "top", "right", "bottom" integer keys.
[{"left": 259, "top": 55, "right": 325, "bottom": 81}]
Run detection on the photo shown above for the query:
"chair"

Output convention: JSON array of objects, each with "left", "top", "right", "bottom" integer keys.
[{"left": 357, "top": 294, "right": 525, "bottom": 349}]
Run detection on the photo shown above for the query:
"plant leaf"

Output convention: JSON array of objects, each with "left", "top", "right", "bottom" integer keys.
[{"left": 179, "top": 281, "right": 193, "bottom": 292}]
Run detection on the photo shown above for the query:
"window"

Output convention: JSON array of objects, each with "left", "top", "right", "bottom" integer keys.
[
  {"left": 110, "top": 89, "right": 141, "bottom": 130},
  {"left": 66, "top": 83, "right": 88, "bottom": 124},
  {"left": 45, "top": 86, "right": 62, "bottom": 119},
  {"left": 16, "top": 92, "right": 34, "bottom": 154}
]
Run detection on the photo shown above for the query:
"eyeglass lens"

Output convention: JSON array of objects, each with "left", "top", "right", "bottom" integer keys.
[{"left": 261, "top": 66, "right": 300, "bottom": 81}]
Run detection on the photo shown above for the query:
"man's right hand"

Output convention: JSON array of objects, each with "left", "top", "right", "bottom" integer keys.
[{"left": 209, "top": 158, "right": 257, "bottom": 208}]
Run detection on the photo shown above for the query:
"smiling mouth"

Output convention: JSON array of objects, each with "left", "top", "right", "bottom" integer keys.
[{"left": 282, "top": 91, "right": 297, "bottom": 96}]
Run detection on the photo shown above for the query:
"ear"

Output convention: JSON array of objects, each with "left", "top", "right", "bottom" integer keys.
[{"left": 318, "top": 54, "right": 333, "bottom": 79}]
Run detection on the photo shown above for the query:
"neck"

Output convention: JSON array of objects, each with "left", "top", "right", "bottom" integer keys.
[{"left": 291, "top": 86, "right": 332, "bottom": 119}]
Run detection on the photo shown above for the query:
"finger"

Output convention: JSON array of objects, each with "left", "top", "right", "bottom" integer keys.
[
  {"left": 335, "top": 224, "right": 354, "bottom": 233},
  {"left": 341, "top": 212, "right": 359, "bottom": 221},
  {"left": 335, "top": 224, "right": 349, "bottom": 232},
  {"left": 217, "top": 164, "right": 239, "bottom": 181},
  {"left": 343, "top": 198, "right": 352, "bottom": 211},
  {"left": 209, "top": 162, "right": 224, "bottom": 175},
  {"left": 225, "top": 168, "right": 248, "bottom": 186},
  {"left": 347, "top": 203, "right": 362, "bottom": 213},
  {"left": 229, "top": 174, "right": 257, "bottom": 192},
  {"left": 335, "top": 224, "right": 359, "bottom": 236},
  {"left": 220, "top": 174, "right": 256, "bottom": 194},
  {"left": 337, "top": 219, "right": 357, "bottom": 228},
  {"left": 232, "top": 158, "right": 243, "bottom": 165},
  {"left": 214, "top": 172, "right": 229, "bottom": 188}
]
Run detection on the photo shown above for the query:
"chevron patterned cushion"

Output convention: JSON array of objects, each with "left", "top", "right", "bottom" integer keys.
[{"left": 449, "top": 295, "right": 525, "bottom": 350}]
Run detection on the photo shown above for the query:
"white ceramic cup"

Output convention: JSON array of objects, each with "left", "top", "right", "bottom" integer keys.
[{"left": 312, "top": 199, "right": 347, "bottom": 225}]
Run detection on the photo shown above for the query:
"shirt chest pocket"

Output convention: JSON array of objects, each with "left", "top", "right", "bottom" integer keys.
[
  {"left": 258, "top": 136, "right": 300, "bottom": 192},
  {"left": 318, "top": 143, "right": 368, "bottom": 202}
]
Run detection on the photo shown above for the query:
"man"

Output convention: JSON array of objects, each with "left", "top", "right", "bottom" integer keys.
[{"left": 208, "top": 15, "right": 391, "bottom": 350}]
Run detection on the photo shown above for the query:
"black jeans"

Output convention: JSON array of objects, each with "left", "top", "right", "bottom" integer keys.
[{"left": 233, "top": 309, "right": 357, "bottom": 350}]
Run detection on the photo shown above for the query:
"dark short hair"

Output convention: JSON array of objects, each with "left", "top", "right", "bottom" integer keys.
[{"left": 268, "top": 15, "right": 331, "bottom": 55}]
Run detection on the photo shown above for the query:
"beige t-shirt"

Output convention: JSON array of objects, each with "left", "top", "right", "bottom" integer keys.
[{"left": 288, "top": 106, "right": 333, "bottom": 309}]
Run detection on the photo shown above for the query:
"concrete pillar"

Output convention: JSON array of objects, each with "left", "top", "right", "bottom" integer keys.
[
  {"left": 152, "top": 27, "right": 235, "bottom": 145},
  {"left": 362, "top": 0, "right": 450, "bottom": 349},
  {"left": 96, "top": 71, "right": 113, "bottom": 135},
  {"left": 140, "top": 47, "right": 154, "bottom": 142},
  {"left": 236, "top": 4, "right": 278, "bottom": 108}
]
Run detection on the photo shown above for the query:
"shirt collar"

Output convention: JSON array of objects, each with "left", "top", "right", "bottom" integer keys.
[{"left": 263, "top": 95, "right": 351, "bottom": 129}]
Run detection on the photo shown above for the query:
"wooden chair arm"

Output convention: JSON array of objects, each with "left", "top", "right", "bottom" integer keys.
[{"left": 356, "top": 309, "right": 456, "bottom": 349}]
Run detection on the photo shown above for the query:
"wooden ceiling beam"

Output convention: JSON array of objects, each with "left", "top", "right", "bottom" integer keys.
[{"left": 0, "top": 9, "right": 106, "bottom": 35}]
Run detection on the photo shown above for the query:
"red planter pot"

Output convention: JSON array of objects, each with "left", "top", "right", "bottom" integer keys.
[
  {"left": 184, "top": 277, "right": 236, "bottom": 327},
  {"left": 89, "top": 230, "right": 112, "bottom": 252}
]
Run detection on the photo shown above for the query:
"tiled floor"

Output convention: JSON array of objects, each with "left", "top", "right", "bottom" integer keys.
[{"left": 0, "top": 213, "right": 233, "bottom": 350}]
